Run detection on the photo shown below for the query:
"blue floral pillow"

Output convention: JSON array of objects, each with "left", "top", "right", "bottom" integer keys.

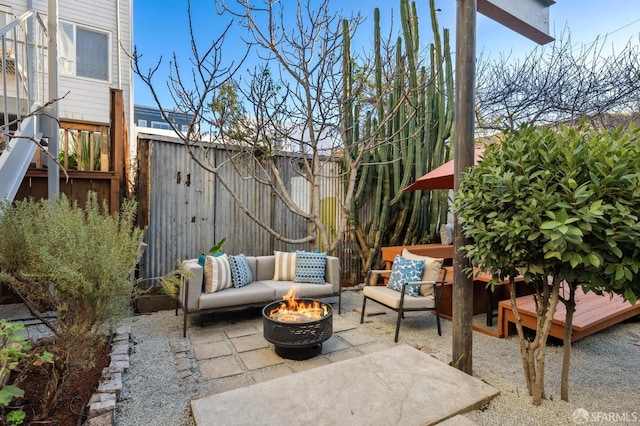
[
  {"left": 387, "top": 255, "right": 425, "bottom": 297},
  {"left": 228, "top": 254, "right": 253, "bottom": 288}
]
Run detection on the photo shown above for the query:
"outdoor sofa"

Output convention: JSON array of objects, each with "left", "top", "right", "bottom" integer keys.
[{"left": 178, "top": 251, "right": 341, "bottom": 337}]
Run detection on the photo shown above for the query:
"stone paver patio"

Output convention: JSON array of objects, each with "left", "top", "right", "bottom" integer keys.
[
  {"left": 191, "top": 344, "right": 498, "bottom": 426},
  {"left": 178, "top": 292, "right": 498, "bottom": 425}
]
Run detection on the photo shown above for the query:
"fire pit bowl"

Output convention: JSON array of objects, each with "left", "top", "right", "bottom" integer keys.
[{"left": 262, "top": 299, "right": 333, "bottom": 360}]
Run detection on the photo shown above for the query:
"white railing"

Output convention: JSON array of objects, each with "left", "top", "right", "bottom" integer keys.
[
  {"left": 1, "top": 10, "right": 48, "bottom": 136},
  {"left": 0, "top": 10, "right": 48, "bottom": 203}
]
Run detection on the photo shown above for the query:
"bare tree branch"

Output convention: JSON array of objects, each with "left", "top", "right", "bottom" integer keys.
[{"left": 476, "top": 31, "right": 640, "bottom": 131}]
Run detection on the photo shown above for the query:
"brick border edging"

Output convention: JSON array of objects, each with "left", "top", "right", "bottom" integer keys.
[{"left": 84, "top": 325, "right": 131, "bottom": 425}]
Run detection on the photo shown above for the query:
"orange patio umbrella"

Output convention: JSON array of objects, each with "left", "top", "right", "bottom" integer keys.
[{"left": 403, "top": 148, "right": 484, "bottom": 191}]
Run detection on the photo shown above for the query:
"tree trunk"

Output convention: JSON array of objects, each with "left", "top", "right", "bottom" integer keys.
[
  {"left": 561, "top": 284, "right": 576, "bottom": 401},
  {"left": 510, "top": 275, "right": 562, "bottom": 405},
  {"left": 508, "top": 277, "right": 533, "bottom": 395}
]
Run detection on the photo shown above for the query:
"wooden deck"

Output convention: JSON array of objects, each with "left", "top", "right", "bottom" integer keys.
[{"left": 497, "top": 286, "right": 640, "bottom": 342}]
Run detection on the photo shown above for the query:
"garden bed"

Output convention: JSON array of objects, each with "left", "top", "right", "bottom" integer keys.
[{"left": 10, "top": 341, "right": 109, "bottom": 424}]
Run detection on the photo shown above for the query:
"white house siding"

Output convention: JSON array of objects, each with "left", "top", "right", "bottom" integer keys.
[{"left": 4, "top": 0, "right": 132, "bottom": 128}]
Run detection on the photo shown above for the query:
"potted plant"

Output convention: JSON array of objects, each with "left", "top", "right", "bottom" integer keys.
[
  {"left": 145, "top": 238, "right": 227, "bottom": 305},
  {"left": 198, "top": 237, "right": 227, "bottom": 266}
]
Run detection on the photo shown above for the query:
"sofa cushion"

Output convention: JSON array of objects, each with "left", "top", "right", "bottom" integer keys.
[
  {"left": 294, "top": 251, "right": 327, "bottom": 284},
  {"left": 244, "top": 256, "right": 258, "bottom": 279},
  {"left": 401, "top": 249, "right": 443, "bottom": 297},
  {"left": 204, "top": 254, "right": 232, "bottom": 293},
  {"left": 261, "top": 280, "right": 336, "bottom": 299},
  {"left": 229, "top": 254, "right": 253, "bottom": 288},
  {"left": 254, "top": 256, "right": 275, "bottom": 281},
  {"left": 198, "top": 282, "right": 276, "bottom": 310},
  {"left": 273, "top": 251, "right": 297, "bottom": 281},
  {"left": 387, "top": 255, "right": 424, "bottom": 297}
]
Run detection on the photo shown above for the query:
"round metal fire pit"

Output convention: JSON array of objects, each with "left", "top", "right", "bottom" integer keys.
[{"left": 262, "top": 299, "right": 333, "bottom": 360}]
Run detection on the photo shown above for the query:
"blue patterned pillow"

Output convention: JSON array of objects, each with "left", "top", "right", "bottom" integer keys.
[
  {"left": 387, "top": 255, "right": 425, "bottom": 297},
  {"left": 229, "top": 254, "right": 253, "bottom": 288},
  {"left": 294, "top": 251, "right": 327, "bottom": 284}
]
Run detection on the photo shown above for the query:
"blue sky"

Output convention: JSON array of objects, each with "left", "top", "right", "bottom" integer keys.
[{"left": 133, "top": 0, "right": 640, "bottom": 108}]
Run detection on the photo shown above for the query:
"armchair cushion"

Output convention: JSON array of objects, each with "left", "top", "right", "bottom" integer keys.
[
  {"left": 387, "top": 255, "right": 424, "bottom": 297},
  {"left": 229, "top": 254, "right": 253, "bottom": 288},
  {"left": 203, "top": 253, "right": 232, "bottom": 293},
  {"left": 273, "top": 251, "right": 297, "bottom": 281},
  {"left": 401, "top": 249, "right": 444, "bottom": 297},
  {"left": 364, "top": 285, "right": 436, "bottom": 309}
]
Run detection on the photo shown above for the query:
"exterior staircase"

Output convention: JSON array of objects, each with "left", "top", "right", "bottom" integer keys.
[
  {"left": 0, "top": 10, "right": 48, "bottom": 203},
  {"left": 0, "top": 113, "right": 41, "bottom": 202}
]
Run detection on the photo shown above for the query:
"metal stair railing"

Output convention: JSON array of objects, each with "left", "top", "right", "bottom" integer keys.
[
  {"left": 0, "top": 10, "right": 48, "bottom": 203},
  {"left": 0, "top": 112, "right": 41, "bottom": 203}
]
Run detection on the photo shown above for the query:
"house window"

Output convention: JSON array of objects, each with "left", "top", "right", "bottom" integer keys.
[
  {"left": 151, "top": 121, "right": 171, "bottom": 130},
  {"left": 137, "top": 119, "right": 148, "bottom": 127},
  {"left": 59, "top": 22, "right": 109, "bottom": 81}
]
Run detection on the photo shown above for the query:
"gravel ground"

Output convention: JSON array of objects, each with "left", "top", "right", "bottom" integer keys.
[
  {"left": 114, "top": 289, "right": 640, "bottom": 426},
  {"left": 114, "top": 313, "right": 206, "bottom": 426}
]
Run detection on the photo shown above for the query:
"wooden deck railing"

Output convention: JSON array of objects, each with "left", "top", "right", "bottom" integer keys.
[
  {"left": 31, "top": 121, "right": 110, "bottom": 172},
  {"left": 18, "top": 89, "right": 128, "bottom": 214}
]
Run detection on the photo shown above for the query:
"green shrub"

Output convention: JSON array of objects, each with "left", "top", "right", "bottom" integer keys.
[
  {"left": 0, "top": 192, "right": 143, "bottom": 419},
  {"left": 454, "top": 123, "right": 640, "bottom": 404}
]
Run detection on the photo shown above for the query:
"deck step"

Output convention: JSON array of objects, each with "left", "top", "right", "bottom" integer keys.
[{"left": 497, "top": 286, "right": 640, "bottom": 341}]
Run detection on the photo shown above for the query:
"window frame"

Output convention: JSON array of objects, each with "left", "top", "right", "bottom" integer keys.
[
  {"left": 151, "top": 121, "right": 171, "bottom": 130},
  {"left": 59, "top": 20, "right": 111, "bottom": 83}
]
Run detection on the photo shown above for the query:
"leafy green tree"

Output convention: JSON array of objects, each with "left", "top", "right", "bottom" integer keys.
[
  {"left": 454, "top": 123, "right": 640, "bottom": 405},
  {"left": 209, "top": 80, "right": 249, "bottom": 141},
  {"left": 0, "top": 193, "right": 144, "bottom": 419}
]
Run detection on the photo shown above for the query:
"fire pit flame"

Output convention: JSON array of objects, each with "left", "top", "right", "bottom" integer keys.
[{"left": 268, "top": 286, "right": 329, "bottom": 322}]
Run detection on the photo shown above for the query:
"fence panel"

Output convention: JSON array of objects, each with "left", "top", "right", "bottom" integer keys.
[{"left": 137, "top": 135, "right": 346, "bottom": 283}]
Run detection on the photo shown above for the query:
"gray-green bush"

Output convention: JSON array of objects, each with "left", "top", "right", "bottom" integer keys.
[{"left": 0, "top": 193, "right": 143, "bottom": 419}]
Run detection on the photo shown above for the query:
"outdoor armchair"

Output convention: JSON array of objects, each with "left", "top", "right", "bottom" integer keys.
[{"left": 360, "top": 267, "right": 447, "bottom": 342}]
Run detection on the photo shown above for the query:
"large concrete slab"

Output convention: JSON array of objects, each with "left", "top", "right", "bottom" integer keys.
[{"left": 191, "top": 344, "right": 498, "bottom": 426}]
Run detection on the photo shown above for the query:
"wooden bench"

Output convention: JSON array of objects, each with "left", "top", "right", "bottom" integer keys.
[
  {"left": 498, "top": 286, "right": 640, "bottom": 341},
  {"left": 380, "top": 244, "right": 454, "bottom": 272}
]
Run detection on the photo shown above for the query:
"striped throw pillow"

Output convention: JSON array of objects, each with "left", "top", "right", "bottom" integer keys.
[
  {"left": 273, "top": 251, "right": 297, "bottom": 281},
  {"left": 204, "top": 254, "right": 232, "bottom": 293}
]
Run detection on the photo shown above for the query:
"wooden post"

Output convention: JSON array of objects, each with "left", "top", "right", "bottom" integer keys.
[
  {"left": 452, "top": 0, "right": 477, "bottom": 375},
  {"left": 100, "top": 126, "right": 109, "bottom": 171},
  {"left": 136, "top": 137, "right": 151, "bottom": 228},
  {"left": 76, "top": 131, "right": 83, "bottom": 171},
  {"left": 110, "top": 88, "right": 125, "bottom": 213}
]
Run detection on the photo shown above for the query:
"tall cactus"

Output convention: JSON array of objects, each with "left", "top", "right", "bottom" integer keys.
[{"left": 343, "top": 0, "right": 453, "bottom": 280}]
